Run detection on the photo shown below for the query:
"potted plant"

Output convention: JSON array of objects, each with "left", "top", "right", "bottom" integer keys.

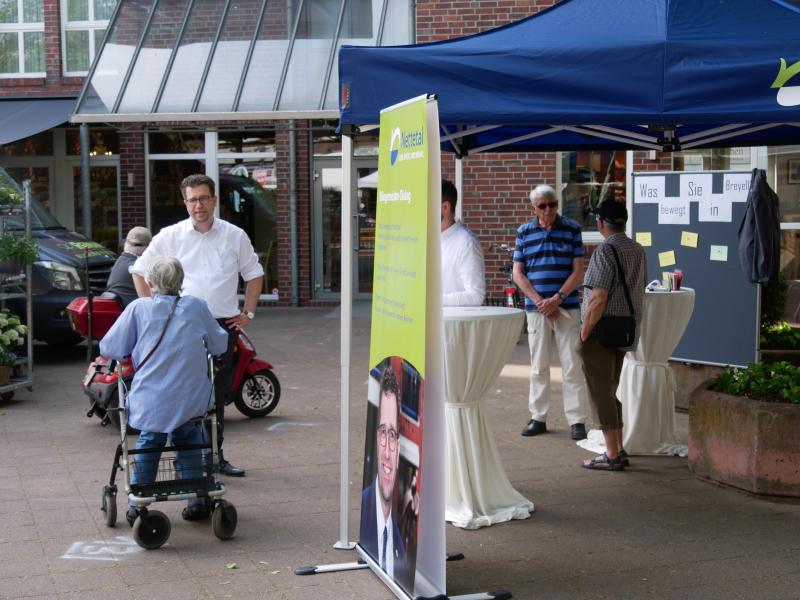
[
  {"left": 688, "top": 361, "right": 800, "bottom": 498},
  {"left": 0, "top": 234, "right": 38, "bottom": 275},
  {"left": 759, "top": 273, "right": 800, "bottom": 364},
  {"left": 0, "top": 171, "right": 23, "bottom": 215},
  {"left": 0, "top": 348, "right": 14, "bottom": 385}
]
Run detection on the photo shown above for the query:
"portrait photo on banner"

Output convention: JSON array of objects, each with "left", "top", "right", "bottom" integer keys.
[{"left": 359, "top": 356, "right": 424, "bottom": 595}]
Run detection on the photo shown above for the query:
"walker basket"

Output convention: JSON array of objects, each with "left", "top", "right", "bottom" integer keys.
[{"left": 128, "top": 445, "right": 220, "bottom": 501}]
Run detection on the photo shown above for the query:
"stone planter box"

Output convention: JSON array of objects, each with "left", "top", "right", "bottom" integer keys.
[{"left": 689, "top": 381, "right": 800, "bottom": 499}]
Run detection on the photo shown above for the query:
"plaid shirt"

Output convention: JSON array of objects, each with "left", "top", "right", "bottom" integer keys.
[{"left": 582, "top": 233, "right": 648, "bottom": 347}]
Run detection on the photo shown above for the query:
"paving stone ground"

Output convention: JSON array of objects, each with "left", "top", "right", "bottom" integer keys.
[{"left": 1, "top": 306, "right": 799, "bottom": 599}]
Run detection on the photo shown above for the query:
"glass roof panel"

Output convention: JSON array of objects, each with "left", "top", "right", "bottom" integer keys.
[
  {"left": 156, "top": 0, "right": 226, "bottom": 113},
  {"left": 118, "top": 0, "right": 188, "bottom": 113},
  {"left": 322, "top": 0, "right": 390, "bottom": 110},
  {"left": 237, "top": 0, "right": 297, "bottom": 112},
  {"left": 277, "top": 0, "right": 339, "bottom": 111},
  {"left": 76, "top": 0, "right": 155, "bottom": 116},
  {"left": 196, "top": 0, "right": 263, "bottom": 112},
  {"left": 75, "top": 0, "right": 411, "bottom": 119}
]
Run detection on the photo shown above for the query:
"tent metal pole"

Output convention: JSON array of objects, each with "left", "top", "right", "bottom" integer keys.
[
  {"left": 335, "top": 132, "right": 356, "bottom": 550},
  {"left": 455, "top": 155, "right": 463, "bottom": 221}
]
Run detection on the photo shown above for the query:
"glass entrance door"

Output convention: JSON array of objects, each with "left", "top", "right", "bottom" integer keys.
[{"left": 314, "top": 158, "right": 378, "bottom": 299}]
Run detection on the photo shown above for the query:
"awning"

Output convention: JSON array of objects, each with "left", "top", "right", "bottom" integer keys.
[{"left": 0, "top": 98, "right": 77, "bottom": 145}]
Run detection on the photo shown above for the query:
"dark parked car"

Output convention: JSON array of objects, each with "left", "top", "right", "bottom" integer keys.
[{"left": 2, "top": 171, "right": 116, "bottom": 346}]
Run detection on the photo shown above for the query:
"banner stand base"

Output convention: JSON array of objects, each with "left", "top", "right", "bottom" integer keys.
[
  {"left": 333, "top": 540, "right": 357, "bottom": 550},
  {"left": 294, "top": 547, "right": 513, "bottom": 600}
]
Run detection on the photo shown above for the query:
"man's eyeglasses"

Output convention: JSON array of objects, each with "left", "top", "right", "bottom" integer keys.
[
  {"left": 377, "top": 424, "right": 399, "bottom": 451},
  {"left": 536, "top": 201, "right": 558, "bottom": 210},
  {"left": 185, "top": 195, "right": 214, "bottom": 205}
]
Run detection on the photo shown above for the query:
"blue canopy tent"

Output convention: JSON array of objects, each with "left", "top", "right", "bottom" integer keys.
[
  {"left": 331, "top": 0, "right": 800, "bottom": 555},
  {"left": 339, "top": 0, "right": 800, "bottom": 153}
]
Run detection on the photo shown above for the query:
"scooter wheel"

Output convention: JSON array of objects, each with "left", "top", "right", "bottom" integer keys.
[
  {"left": 132, "top": 509, "right": 171, "bottom": 550},
  {"left": 212, "top": 500, "right": 237, "bottom": 541},
  {"left": 234, "top": 369, "right": 280, "bottom": 418}
]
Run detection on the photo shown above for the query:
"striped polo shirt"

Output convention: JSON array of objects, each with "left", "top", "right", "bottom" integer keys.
[{"left": 513, "top": 215, "right": 584, "bottom": 312}]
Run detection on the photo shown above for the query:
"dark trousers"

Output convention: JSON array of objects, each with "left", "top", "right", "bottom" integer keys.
[
  {"left": 209, "top": 319, "right": 238, "bottom": 453},
  {"left": 579, "top": 334, "right": 626, "bottom": 431}
]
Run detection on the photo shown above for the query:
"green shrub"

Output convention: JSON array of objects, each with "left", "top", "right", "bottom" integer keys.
[
  {"left": 761, "top": 272, "right": 788, "bottom": 325},
  {"left": 760, "top": 320, "right": 800, "bottom": 349},
  {"left": 710, "top": 361, "right": 800, "bottom": 404},
  {"left": 0, "top": 234, "right": 38, "bottom": 265}
]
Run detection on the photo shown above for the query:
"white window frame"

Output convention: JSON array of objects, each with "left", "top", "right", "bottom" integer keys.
[
  {"left": 61, "top": 0, "right": 114, "bottom": 77},
  {"left": 0, "top": 0, "right": 45, "bottom": 78}
]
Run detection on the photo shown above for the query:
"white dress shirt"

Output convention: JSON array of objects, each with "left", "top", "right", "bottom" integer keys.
[
  {"left": 374, "top": 476, "right": 395, "bottom": 577},
  {"left": 441, "top": 221, "right": 486, "bottom": 306},
  {"left": 132, "top": 218, "right": 264, "bottom": 319}
]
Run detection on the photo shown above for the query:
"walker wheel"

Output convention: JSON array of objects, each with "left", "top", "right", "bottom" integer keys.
[
  {"left": 211, "top": 500, "right": 237, "bottom": 541},
  {"left": 132, "top": 510, "right": 171, "bottom": 549},
  {"left": 101, "top": 487, "right": 117, "bottom": 527}
]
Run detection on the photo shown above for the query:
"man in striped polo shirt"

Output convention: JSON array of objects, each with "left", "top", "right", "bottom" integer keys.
[{"left": 513, "top": 185, "right": 590, "bottom": 441}]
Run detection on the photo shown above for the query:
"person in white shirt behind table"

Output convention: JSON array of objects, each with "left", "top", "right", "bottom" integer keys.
[
  {"left": 441, "top": 180, "right": 485, "bottom": 306},
  {"left": 131, "top": 174, "right": 263, "bottom": 478}
]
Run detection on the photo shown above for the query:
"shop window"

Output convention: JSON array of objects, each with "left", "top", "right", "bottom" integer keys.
[
  {"left": 672, "top": 147, "right": 752, "bottom": 172},
  {"left": 65, "top": 127, "right": 119, "bottom": 156},
  {"left": 62, "top": 0, "right": 117, "bottom": 75},
  {"left": 218, "top": 131, "right": 276, "bottom": 154},
  {"left": 148, "top": 159, "right": 205, "bottom": 233},
  {"left": 148, "top": 131, "right": 205, "bottom": 154},
  {"left": 1, "top": 131, "right": 52, "bottom": 156},
  {"left": 0, "top": 0, "right": 45, "bottom": 76},
  {"left": 218, "top": 159, "right": 279, "bottom": 295},
  {"left": 3, "top": 166, "right": 50, "bottom": 211},
  {"left": 560, "top": 151, "right": 626, "bottom": 234}
]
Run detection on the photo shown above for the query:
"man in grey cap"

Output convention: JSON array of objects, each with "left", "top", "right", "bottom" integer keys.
[{"left": 105, "top": 227, "right": 152, "bottom": 307}]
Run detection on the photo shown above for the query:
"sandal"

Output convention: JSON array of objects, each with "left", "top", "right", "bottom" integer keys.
[
  {"left": 582, "top": 452, "right": 625, "bottom": 471},
  {"left": 618, "top": 449, "right": 631, "bottom": 467}
]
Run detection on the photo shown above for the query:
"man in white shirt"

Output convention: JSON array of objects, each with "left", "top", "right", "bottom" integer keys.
[
  {"left": 132, "top": 174, "right": 263, "bottom": 478},
  {"left": 441, "top": 180, "right": 485, "bottom": 306}
]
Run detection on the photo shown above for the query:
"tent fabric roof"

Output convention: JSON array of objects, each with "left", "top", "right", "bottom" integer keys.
[
  {"left": 338, "top": 0, "right": 800, "bottom": 152},
  {"left": 0, "top": 99, "right": 77, "bottom": 145}
]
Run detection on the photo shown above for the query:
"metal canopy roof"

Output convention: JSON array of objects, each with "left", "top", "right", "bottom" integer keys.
[{"left": 72, "top": 0, "right": 410, "bottom": 124}]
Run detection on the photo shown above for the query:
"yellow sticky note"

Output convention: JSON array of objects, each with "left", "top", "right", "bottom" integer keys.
[
  {"left": 680, "top": 231, "right": 698, "bottom": 248},
  {"left": 635, "top": 232, "right": 652, "bottom": 247},
  {"left": 659, "top": 250, "right": 676, "bottom": 267}
]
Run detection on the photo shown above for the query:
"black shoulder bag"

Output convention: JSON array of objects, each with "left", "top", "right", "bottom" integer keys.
[{"left": 593, "top": 245, "right": 636, "bottom": 348}]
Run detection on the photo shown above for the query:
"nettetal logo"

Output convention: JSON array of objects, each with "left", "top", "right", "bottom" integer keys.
[
  {"left": 388, "top": 126, "right": 425, "bottom": 166},
  {"left": 772, "top": 58, "right": 800, "bottom": 106},
  {"left": 389, "top": 127, "right": 401, "bottom": 165}
]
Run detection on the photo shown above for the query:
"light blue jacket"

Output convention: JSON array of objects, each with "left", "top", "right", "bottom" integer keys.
[{"left": 99, "top": 294, "right": 228, "bottom": 433}]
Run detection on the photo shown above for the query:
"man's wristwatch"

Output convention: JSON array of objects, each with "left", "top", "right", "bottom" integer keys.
[
  {"left": 243, "top": 310, "right": 255, "bottom": 320},
  {"left": 557, "top": 291, "right": 567, "bottom": 302}
]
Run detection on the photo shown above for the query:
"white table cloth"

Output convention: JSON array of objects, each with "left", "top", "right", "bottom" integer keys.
[
  {"left": 443, "top": 306, "right": 534, "bottom": 529},
  {"left": 578, "top": 288, "right": 695, "bottom": 457},
  {"left": 620, "top": 288, "right": 695, "bottom": 456}
]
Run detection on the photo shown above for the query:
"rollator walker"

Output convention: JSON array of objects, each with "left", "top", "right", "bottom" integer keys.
[{"left": 100, "top": 356, "right": 238, "bottom": 549}]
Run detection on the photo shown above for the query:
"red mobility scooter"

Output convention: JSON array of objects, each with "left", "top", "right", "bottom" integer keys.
[{"left": 67, "top": 295, "right": 281, "bottom": 427}]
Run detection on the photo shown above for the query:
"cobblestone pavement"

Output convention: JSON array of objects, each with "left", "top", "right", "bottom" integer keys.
[{"left": 1, "top": 307, "right": 799, "bottom": 599}]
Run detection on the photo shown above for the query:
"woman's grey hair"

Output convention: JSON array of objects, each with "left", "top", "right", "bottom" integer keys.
[
  {"left": 147, "top": 256, "right": 183, "bottom": 296},
  {"left": 530, "top": 184, "right": 558, "bottom": 204}
]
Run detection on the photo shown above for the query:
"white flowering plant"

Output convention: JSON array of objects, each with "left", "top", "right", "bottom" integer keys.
[{"left": 0, "top": 308, "right": 27, "bottom": 362}]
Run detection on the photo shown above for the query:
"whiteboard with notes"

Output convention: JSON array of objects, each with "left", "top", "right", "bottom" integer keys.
[{"left": 631, "top": 171, "right": 759, "bottom": 367}]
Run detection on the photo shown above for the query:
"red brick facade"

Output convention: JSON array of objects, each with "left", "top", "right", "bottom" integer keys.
[{"left": 1, "top": 0, "right": 675, "bottom": 307}]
